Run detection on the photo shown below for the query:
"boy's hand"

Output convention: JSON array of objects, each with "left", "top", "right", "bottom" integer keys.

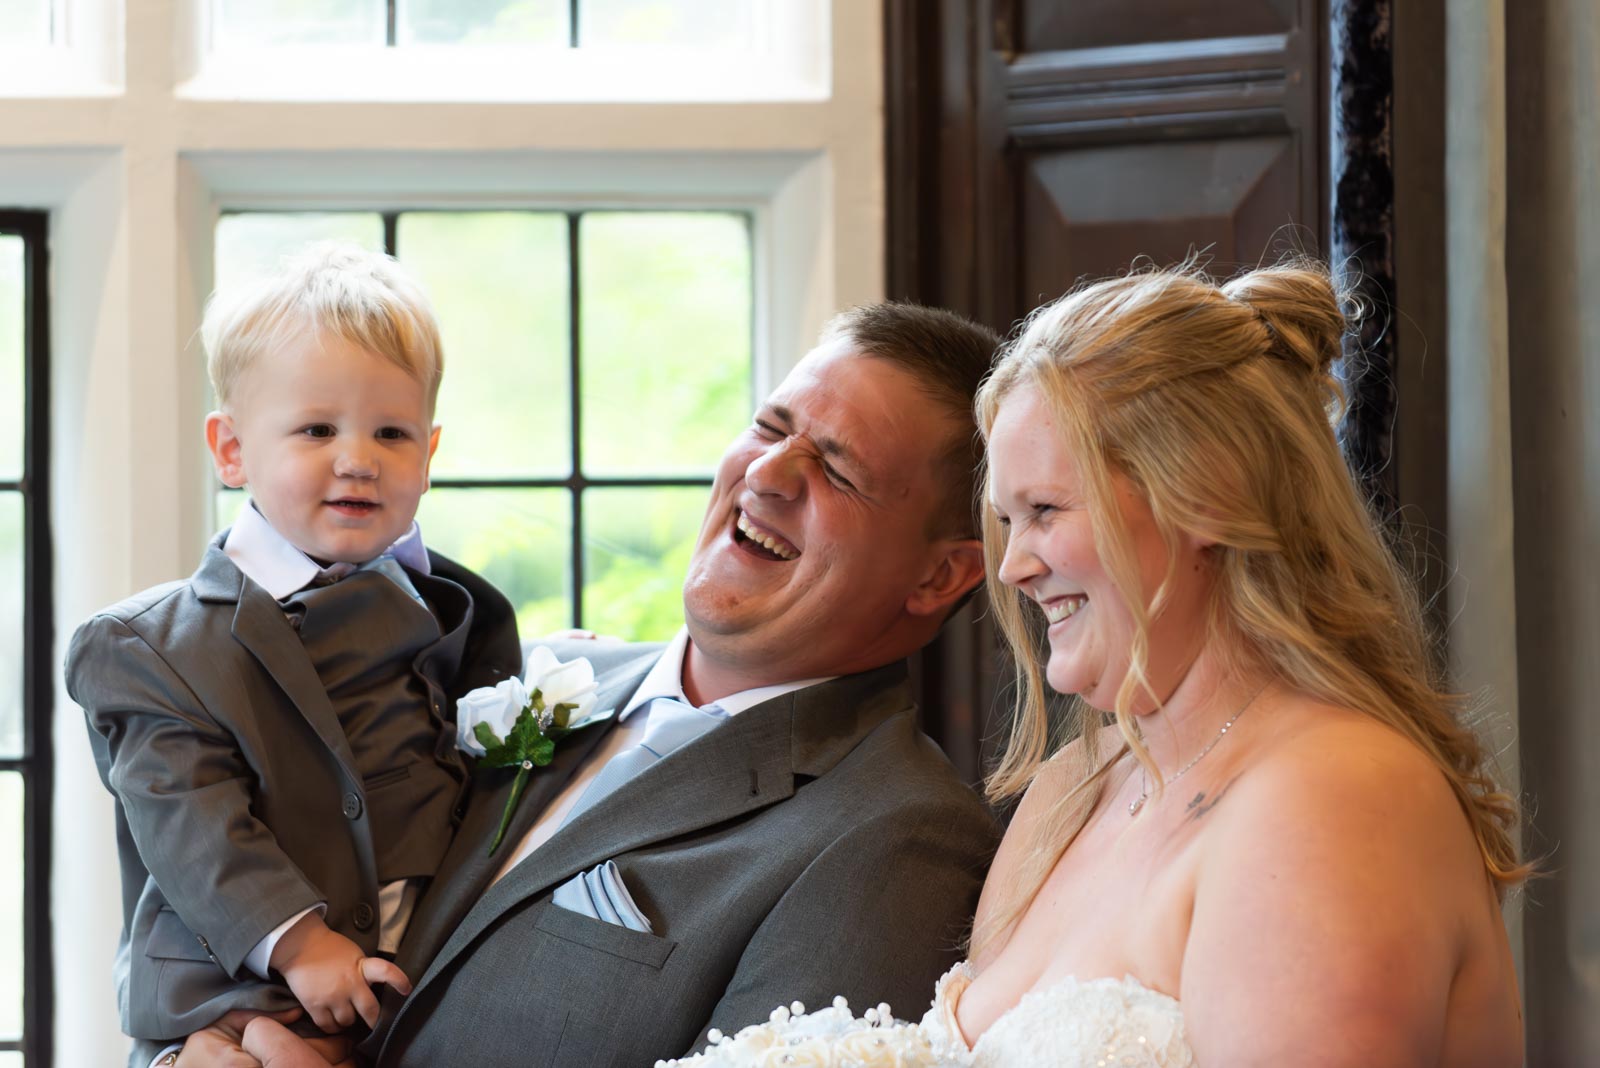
[{"left": 269, "top": 913, "right": 412, "bottom": 1033}]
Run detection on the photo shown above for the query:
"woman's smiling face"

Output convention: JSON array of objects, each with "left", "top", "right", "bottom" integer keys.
[{"left": 986, "top": 388, "right": 1214, "bottom": 711}]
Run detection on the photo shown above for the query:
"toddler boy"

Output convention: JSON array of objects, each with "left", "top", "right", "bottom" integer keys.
[{"left": 66, "top": 243, "right": 521, "bottom": 1063}]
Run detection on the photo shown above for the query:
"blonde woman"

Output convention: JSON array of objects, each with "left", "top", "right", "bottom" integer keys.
[{"left": 937, "top": 263, "right": 1527, "bottom": 1066}]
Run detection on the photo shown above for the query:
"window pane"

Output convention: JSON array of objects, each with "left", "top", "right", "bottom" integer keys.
[
  {"left": 213, "top": 0, "right": 384, "bottom": 48},
  {"left": 215, "top": 488, "right": 249, "bottom": 533},
  {"left": 580, "top": 212, "right": 751, "bottom": 476},
  {"left": 0, "top": 771, "right": 21, "bottom": 1040},
  {"left": 417, "top": 488, "right": 571, "bottom": 638},
  {"left": 397, "top": 213, "right": 571, "bottom": 479},
  {"left": 0, "top": 0, "right": 48, "bottom": 45},
  {"left": 579, "top": 0, "right": 756, "bottom": 48},
  {"left": 399, "top": 0, "right": 567, "bottom": 45},
  {"left": 214, "top": 211, "right": 385, "bottom": 292},
  {"left": 215, "top": 213, "right": 386, "bottom": 295},
  {"left": 0, "top": 495, "right": 19, "bottom": 759},
  {"left": 582, "top": 486, "right": 704, "bottom": 642},
  {"left": 0, "top": 236, "right": 21, "bottom": 481}
]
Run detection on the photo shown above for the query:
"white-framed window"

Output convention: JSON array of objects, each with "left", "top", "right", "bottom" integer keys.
[
  {"left": 187, "top": 0, "right": 828, "bottom": 100},
  {"left": 1, "top": 2, "right": 883, "bottom": 1064},
  {"left": 0, "top": 0, "right": 120, "bottom": 94},
  {"left": 213, "top": 205, "right": 756, "bottom": 641}
]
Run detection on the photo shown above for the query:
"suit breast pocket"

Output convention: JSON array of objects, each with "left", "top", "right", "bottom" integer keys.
[{"left": 533, "top": 899, "right": 677, "bottom": 969}]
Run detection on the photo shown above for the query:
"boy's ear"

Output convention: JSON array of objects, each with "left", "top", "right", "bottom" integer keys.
[
  {"left": 905, "top": 536, "right": 986, "bottom": 618},
  {"left": 205, "top": 411, "right": 248, "bottom": 488},
  {"left": 423, "top": 424, "right": 442, "bottom": 489}
]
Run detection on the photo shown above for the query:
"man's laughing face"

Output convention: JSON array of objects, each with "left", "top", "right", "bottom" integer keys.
[{"left": 681, "top": 339, "right": 970, "bottom": 684}]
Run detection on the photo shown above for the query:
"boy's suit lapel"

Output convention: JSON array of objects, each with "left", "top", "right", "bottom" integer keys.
[{"left": 191, "top": 538, "right": 366, "bottom": 787}]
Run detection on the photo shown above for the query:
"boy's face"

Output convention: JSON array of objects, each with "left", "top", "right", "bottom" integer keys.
[{"left": 206, "top": 330, "right": 441, "bottom": 565}]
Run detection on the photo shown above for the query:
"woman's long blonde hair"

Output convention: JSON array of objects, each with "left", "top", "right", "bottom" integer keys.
[{"left": 971, "top": 261, "right": 1527, "bottom": 956}]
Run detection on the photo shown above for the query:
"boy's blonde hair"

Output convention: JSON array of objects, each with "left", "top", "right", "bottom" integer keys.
[{"left": 202, "top": 242, "right": 444, "bottom": 413}]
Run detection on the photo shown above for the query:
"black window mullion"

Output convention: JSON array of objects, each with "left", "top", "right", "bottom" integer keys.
[
  {"left": 569, "top": 0, "right": 580, "bottom": 48},
  {"left": 382, "top": 211, "right": 398, "bottom": 257},
  {"left": 386, "top": 0, "right": 398, "bottom": 47},
  {"left": 430, "top": 477, "right": 712, "bottom": 491},
  {"left": 568, "top": 212, "right": 584, "bottom": 628},
  {"left": 0, "top": 207, "right": 55, "bottom": 1068}
]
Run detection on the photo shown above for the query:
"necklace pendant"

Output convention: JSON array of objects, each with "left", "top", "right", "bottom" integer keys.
[{"left": 1128, "top": 794, "right": 1146, "bottom": 817}]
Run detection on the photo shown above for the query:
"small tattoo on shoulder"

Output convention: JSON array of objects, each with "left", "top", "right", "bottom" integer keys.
[{"left": 1185, "top": 778, "right": 1236, "bottom": 822}]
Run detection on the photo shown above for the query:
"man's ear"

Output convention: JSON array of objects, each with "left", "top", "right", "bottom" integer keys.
[
  {"left": 205, "top": 411, "right": 247, "bottom": 488},
  {"left": 905, "top": 537, "right": 986, "bottom": 618}
]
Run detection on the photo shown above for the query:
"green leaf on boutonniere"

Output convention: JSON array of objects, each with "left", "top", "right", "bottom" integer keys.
[
  {"left": 473, "top": 721, "right": 504, "bottom": 755},
  {"left": 476, "top": 689, "right": 611, "bottom": 855},
  {"left": 508, "top": 706, "right": 544, "bottom": 752},
  {"left": 551, "top": 701, "right": 576, "bottom": 732}
]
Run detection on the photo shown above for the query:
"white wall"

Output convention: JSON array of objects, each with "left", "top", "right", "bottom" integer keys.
[{"left": 0, "top": 2, "right": 885, "bottom": 1062}]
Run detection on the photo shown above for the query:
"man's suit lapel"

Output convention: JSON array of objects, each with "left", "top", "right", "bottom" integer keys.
[
  {"left": 192, "top": 537, "right": 365, "bottom": 786},
  {"left": 392, "top": 646, "right": 659, "bottom": 995},
  {"left": 425, "top": 695, "right": 799, "bottom": 979},
  {"left": 405, "top": 659, "right": 915, "bottom": 1010}
]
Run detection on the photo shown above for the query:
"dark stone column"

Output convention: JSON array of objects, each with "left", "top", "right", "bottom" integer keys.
[{"left": 1330, "top": 0, "right": 1397, "bottom": 513}]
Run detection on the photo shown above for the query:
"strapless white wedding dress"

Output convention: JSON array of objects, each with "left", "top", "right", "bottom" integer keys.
[
  {"left": 662, "top": 961, "right": 1196, "bottom": 1067},
  {"left": 918, "top": 962, "right": 1196, "bottom": 1067}
]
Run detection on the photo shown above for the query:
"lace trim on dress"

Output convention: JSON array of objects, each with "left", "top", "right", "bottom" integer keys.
[{"left": 920, "top": 962, "right": 1195, "bottom": 1068}]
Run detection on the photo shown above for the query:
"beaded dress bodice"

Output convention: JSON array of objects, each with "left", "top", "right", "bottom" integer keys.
[{"left": 918, "top": 962, "right": 1196, "bottom": 1067}]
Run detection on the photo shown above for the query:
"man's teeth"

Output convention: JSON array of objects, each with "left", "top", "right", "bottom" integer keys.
[
  {"left": 736, "top": 512, "right": 799, "bottom": 560},
  {"left": 1043, "top": 597, "right": 1086, "bottom": 624}
]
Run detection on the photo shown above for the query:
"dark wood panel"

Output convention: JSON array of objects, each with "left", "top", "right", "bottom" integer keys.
[
  {"left": 885, "top": 0, "right": 1331, "bottom": 784},
  {"left": 1018, "top": 135, "right": 1302, "bottom": 306},
  {"left": 1022, "top": 0, "right": 1298, "bottom": 53}
]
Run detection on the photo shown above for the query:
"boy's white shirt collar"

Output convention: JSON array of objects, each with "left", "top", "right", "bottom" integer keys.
[
  {"left": 221, "top": 499, "right": 431, "bottom": 599},
  {"left": 618, "top": 627, "right": 834, "bottom": 721}
]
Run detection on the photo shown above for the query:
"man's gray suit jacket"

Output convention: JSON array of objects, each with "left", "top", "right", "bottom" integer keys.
[
  {"left": 65, "top": 535, "right": 522, "bottom": 1056},
  {"left": 369, "top": 639, "right": 999, "bottom": 1067}
]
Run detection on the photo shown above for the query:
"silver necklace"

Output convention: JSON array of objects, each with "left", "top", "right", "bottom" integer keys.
[{"left": 1127, "top": 685, "right": 1266, "bottom": 817}]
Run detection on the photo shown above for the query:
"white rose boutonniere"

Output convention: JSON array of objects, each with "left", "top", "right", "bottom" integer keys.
[{"left": 456, "top": 646, "right": 612, "bottom": 855}]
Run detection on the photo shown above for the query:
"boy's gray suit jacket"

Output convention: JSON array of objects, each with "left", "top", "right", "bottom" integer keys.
[
  {"left": 367, "top": 639, "right": 999, "bottom": 1068},
  {"left": 64, "top": 534, "right": 522, "bottom": 1062}
]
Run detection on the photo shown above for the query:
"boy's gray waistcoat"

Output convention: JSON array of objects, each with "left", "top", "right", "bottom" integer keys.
[{"left": 289, "top": 573, "right": 466, "bottom": 882}]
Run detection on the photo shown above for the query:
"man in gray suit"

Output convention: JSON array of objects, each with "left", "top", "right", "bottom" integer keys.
[{"left": 185, "top": 303, "right": 1003, "bottom": 1068}]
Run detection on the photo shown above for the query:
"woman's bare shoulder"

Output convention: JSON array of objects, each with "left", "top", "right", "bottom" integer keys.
[{"left": 1181, "top": 699, "right": 1497, "bottom": 1063}]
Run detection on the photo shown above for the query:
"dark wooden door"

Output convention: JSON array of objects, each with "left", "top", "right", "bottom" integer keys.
[{"left": 888, "top": 0, "right": 1330, "bottom": 782}]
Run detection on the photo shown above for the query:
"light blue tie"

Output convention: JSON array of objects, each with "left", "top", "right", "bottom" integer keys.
[{"left": 559, "top": 696, "right": 727, "bottom": 830}]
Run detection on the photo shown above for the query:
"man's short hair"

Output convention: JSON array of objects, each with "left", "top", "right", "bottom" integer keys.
[
  {"left": 821, "top": 302, "right": 1002, "bottom": 539},
  {"left": 202, "top": 242, "right": 444, "bottom": 415}
]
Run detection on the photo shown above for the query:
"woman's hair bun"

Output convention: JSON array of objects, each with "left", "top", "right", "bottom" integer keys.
[{"left": 1220, "top": 263, "right": 1349, "bottom": 379}]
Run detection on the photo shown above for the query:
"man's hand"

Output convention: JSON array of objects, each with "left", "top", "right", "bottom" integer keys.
[
  {"left": 174, "top": 1010, "right": 350, "bottom": 1068},
  {"left": 271, "top": 913, "right": 412, "bottom": 1032},
  {"left": 243, "top": 1017, "right": 355, "bottom": 1068}
]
